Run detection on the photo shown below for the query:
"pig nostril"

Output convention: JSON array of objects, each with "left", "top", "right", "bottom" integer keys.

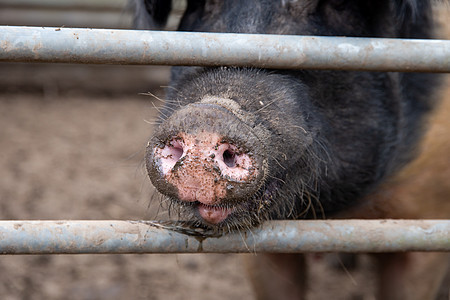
[
  {"left": 169, "top": 140, "right": 184, "bottom": 161},
  {"left": 223, "top": 149, "right": 236, "bottom": 168},
  {"left": 170, "top": 146, "right": 183, "bottom": 161},
  {"left": 156, "top": 139, "right": 185, "bottom": 175}
]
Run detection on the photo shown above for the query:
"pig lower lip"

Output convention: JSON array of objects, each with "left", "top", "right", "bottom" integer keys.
[{"left": 197, "top": 203, "right": 234, "bottom": 224}]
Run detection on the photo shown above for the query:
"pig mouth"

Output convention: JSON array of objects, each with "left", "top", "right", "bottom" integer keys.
[
  {"left": 168, "top": 179, "right": 281, "bottom": 230},
  {"left": 169, "top": 198, "right": 243, "bottom": 227},
  {"left": 177, "top": 200, "right": 254, "bottom": 228},
  {"left": 195, "top": 202, "right": 236, "bottom": 225}
]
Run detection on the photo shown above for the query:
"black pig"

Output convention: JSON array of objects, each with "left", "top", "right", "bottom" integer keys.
[
  {"left": 137, "top": 0, "right": 439, "bottom": 229},
  {"left": 134, "top": 1, "right": 447, "bottom": 299}
]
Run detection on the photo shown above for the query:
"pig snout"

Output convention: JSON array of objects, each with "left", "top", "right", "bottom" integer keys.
[
  {"left": 146, "top": 102, "right": 267, "bottom": 225},
  {"left": 154, "top": 134, "right": 256, "bottom": 224},
  {"left": 156, "top": 135, "right": 253, "bottom": 183}
]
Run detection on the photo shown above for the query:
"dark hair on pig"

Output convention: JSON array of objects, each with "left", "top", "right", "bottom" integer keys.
[
  {"left": 132, "top": 0, "right": 436, "bottom": 35},
  {"left": 132, "top": 0, "right": 172, "bottom": 29}
]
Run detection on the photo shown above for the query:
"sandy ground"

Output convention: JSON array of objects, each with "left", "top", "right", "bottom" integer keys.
[
  {"left": 0, "top": 7, "right": 449, "bottom": 300},
  {"left": 0, "top": 90, "right": 367, "bottom": 300},
  {"left": 0, "top": 91, "right": 257, "bottom": 300},
  {"left": 0, "top": 90, "right": 389, "bottom": 300}
]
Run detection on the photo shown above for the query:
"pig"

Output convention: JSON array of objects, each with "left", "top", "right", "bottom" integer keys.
[
  {"left": 133, "top": 0, "right": 449, "bottom": 299},
  {"left": 137, "top": 0, "right": 441, "bottom": 229}
]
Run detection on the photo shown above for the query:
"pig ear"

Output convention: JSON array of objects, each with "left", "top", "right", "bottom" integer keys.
[{"left": 133, "top": 0, "right": 172, "bottom": 30}]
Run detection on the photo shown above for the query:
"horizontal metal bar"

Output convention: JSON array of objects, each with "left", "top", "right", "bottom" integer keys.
[
  {"left": 1, "top": 26, "right": 449, "bottom": 72},
  {"left": 0, "top": 220, "right": 448, "bottom": 254}
]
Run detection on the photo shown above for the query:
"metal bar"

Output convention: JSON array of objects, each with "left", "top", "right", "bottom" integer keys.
[
  {"left": 0, "top": 220, "right": 448, "bottom": 254},
  {"left": 1, "top": 26, "right": 449, "bottom": 72}
]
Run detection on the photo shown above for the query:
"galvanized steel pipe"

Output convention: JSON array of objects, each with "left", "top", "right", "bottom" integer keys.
[
  {"left": 0, "top": 26, "right": 449, "bottom": 72},
  {"left": 0, "top": 220, "right": 448, "bottom": 254}
]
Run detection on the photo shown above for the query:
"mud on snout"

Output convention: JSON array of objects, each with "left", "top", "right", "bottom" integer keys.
[{"left": 146, "top": 100, "right": 270, "bottom": 228}]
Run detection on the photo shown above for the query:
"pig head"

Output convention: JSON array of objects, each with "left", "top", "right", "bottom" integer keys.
[{"left": 136, "top": 0, "right": 440, "bottom": 230}]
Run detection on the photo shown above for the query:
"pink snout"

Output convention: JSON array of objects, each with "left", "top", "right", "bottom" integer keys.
[{"left": 152, "top": 132, "right": 259, "bottom": 224}]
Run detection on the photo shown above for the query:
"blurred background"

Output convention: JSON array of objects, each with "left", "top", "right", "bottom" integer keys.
[
  {"left": 0, "top": 1, "right": 448, "bottom": 299},
  {"left": 0, "top": 1, "right": 255, "bottom": 299}
]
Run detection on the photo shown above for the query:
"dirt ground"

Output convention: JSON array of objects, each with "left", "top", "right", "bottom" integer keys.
[
  {"left": 0, "top": 75, "right": 388, "bottom": 300},
  {"left": 0, "top": 7, "right": 449, "bottom": 300}
]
